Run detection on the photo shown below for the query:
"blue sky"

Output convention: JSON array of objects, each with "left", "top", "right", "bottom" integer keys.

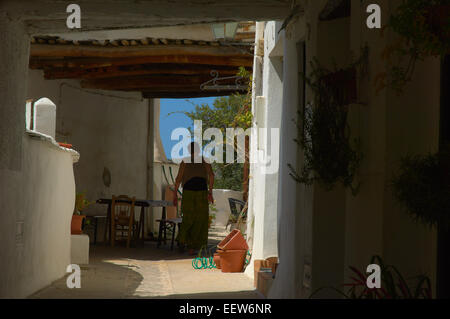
[{"left": 159, "top": 97, "right": 217, "bottom": 160}]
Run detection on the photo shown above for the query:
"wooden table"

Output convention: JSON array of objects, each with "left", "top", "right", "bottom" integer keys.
[{"left": 96, "top": 198, "right": 174, "bottom": 244}]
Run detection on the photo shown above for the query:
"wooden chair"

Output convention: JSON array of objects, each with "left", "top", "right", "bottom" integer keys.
[
  {"left": 111, "top": 195, "right": 137, "bottom": 248},
  {"left": 157, "top": 185, "right": 182, "bottom": 250},
  {"left": 227, "top": 198, "right": 247, "bottom": 230}
]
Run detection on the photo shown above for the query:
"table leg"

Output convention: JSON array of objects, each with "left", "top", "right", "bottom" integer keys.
[
  {"left": 140, "top": 206, "right": 145, "bottom": 245},
  {"left": 94, "top": 217, "right": 98, "bottom": 245},
  {"left": 177, "top": 224, "right": 180, "bottom": 247},
  {"left": 171, "top": 223, "right": 176, "bottom": 250},
  {"left": 163, "top": 207, "right": 167, "bottom": 244},
  {"left": 157, "top": 219, "right": 163, "bottom": 248},
  {"left": 104, "top": 203, "right": 111, "bottom": 243}
]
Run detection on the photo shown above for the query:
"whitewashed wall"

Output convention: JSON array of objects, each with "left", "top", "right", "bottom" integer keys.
[
  {"left": 0, "top": 133, "right": 78, "bottom": 298},
  {"left": 267, "top": 0, "right": 439, "bottom": 299},
  {"left": 245, "top": 20, "right": 284, "bottom": 280},
  {"left": 0, "top": 18, "right": 78, "bottom": 298},
  {"left": 212, "top": 189, "right": 243, "bottom": 227},
  {"left": 27, "top": 70, "right": 150, "bottom": 219}
]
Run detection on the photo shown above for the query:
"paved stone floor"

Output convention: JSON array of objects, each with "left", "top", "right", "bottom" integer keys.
[{"left": 30, "top": 226, "right": 261, "bottom": 299}]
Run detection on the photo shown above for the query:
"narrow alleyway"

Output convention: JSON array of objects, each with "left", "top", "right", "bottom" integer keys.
[{"left": 30, "top": 226, "right": 259, "bottom": 299}]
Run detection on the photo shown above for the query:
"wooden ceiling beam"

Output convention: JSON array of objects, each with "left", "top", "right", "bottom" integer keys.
[
  {"left": 43, "top": 63, "right": 248, "bottom": 80},
  {"left": 80, "top": 74, "right": 247, "bottom": 91},
  {"left": 30, "top": 44, "right": 252, "bottom": 58},
  {"left": 234, "top": 32, "right": 256, "bottom": 40},
  {"left": 142, "top": 91, "right": 239, "bottom": 99},
  {"left": 30, "top": 55, "right": 253, "bottom": 70}
]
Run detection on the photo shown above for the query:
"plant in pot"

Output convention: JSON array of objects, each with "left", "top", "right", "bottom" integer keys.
[
  {"left": 288, "top": 47, "right": 368, "bottom": 195},
  {"left": 71, "top": 192, "right": 94, "bottom": 234},
  {"left": 391, "top": 147, "right": 450, "bottom": 228}
]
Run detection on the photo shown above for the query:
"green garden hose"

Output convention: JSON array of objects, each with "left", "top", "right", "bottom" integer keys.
[
  {"left": 192, "top": 256, "right": 217, "bottom": 269},
  {"left": 191, "top": 248, "right": 252, "bottom": 270}
]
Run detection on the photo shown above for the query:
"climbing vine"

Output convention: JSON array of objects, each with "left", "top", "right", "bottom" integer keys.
[
  {"left": 232, "top": 67, "right": 253, "bottom": 129},
  {"left": 288, "top": 47, "right": 369, "bottom": 195},
  {"left": 375, "top": 0, "right": 450, "bottom": 93}
]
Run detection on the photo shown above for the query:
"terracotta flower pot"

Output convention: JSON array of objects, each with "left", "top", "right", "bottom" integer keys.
[
  {"left": 217, "top": 229, "right": 249, "bottom": 251},
  {"left": 219, "top": 249, "right": 247, "bottom": 273},
  {"left": 58, "top": 142, "right": 73, "bottom": 149},
  {"left": 71, "top": 215, "right": 86, "bottom": 234},
  {"left": 321, "top": 68, "right": 357, "bottom": 106},
  {"left": 213, "top": 253, "right": 221, "bottom": 269},
  {"left": 253, "top": 257, "right": 278, "bottom": 287}
]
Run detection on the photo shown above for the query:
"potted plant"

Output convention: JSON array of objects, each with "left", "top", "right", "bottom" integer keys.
[
  {"left": 71, "top": 192, "right": 93, "bottom": 234},
  {"left": 321, "top": 67, "right": 358, "bottom": 106},
  {"left": 391, "top": 147, "right": 450, "bottom": 228},
  {"left": 288, "top": 49, "right": 368, "bottom": 196}
]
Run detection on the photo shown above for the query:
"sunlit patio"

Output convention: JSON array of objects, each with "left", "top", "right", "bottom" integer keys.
[{"left": 30, "top": 226, "right": 260, "bottom": 299}]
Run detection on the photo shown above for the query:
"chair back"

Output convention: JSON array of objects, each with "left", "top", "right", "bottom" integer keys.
[
  {"left": 228, "top": 198, "right": 246, "bottom": 219},
  {"left": 111, "top": 195, "right": 136, "bottom": 226}
]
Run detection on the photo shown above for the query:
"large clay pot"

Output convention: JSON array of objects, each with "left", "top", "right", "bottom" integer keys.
[
  {"left": 217, "top": 229, "right": 248, "bottom": 251},
  {"left": 71, "top": 215, "right": 86, "bottom": 235},
  {"left": 219, "top": 249, "right": 247, "bottom": 273}
]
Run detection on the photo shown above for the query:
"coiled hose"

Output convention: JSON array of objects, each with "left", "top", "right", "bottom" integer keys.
[{"left": 191, "top": 248, "right": 252, "bottom": 270}]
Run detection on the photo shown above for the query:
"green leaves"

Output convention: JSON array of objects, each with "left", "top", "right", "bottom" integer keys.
[
  {"left": 289, "top": 55, "right": 365, "bottom": 195},
  {"left": 379, "top": 0, "right": 450, "bottom": 93},
  {"left": 391, "top": 147, "right": 450, "bottom": 228}
]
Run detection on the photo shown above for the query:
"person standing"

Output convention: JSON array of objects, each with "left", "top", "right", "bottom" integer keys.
[{"left": 173, "top": 142, "right": 214, "bottom": 254}]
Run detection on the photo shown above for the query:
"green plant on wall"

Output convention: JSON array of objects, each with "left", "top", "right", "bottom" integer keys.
[
  {"left": 391, "top": 146, "right": 450, "bottom": 228},
  {"left": 375, "top": 0, "right": 450, "bottom": 93},
  {"left": 288, "top": 47, "right": 368, "bottom": 195}
]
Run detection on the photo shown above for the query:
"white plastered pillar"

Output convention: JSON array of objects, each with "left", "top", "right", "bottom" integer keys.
[
  {"left": 0, "top": 11, "right": 30, "bottom": 297},
  {"left": 0, "top": 13, "right": 30, "bottom": 171}
]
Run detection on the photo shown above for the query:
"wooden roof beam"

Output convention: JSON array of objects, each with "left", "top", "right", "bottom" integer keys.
[
  {"left": 29, "top": 55, "right": 254, "bottom": 70},
  {"left": 42, "top": 63, "right": 249, "bottom": 80},
  {"left": 80, "top": 74, "right": 248, "bottom": 91},
  {"left": 30, "top": 44, "right": 253, "bottom": 58},
  {"left": 142, "top": 91, "right": 240, "bottom": 99}
]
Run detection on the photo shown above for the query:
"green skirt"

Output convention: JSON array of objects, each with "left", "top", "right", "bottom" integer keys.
[{"left": 178, "top": 190, "right": 209, "bottom": 249}]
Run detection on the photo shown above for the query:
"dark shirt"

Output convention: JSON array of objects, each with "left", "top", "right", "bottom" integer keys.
[{"left": 183, "top": 177, "right": 208, "bottom": 191}]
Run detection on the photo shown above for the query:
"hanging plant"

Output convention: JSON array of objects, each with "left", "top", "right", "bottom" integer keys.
[
  {"left": 288, "top": 47, "right": 368, "bottom": 195},
  {"left": 391, "top": 147, "right": 450, "bottom": 228},
  {"left": 376, "top": 0, "right": 450, "bottom": 93}
]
